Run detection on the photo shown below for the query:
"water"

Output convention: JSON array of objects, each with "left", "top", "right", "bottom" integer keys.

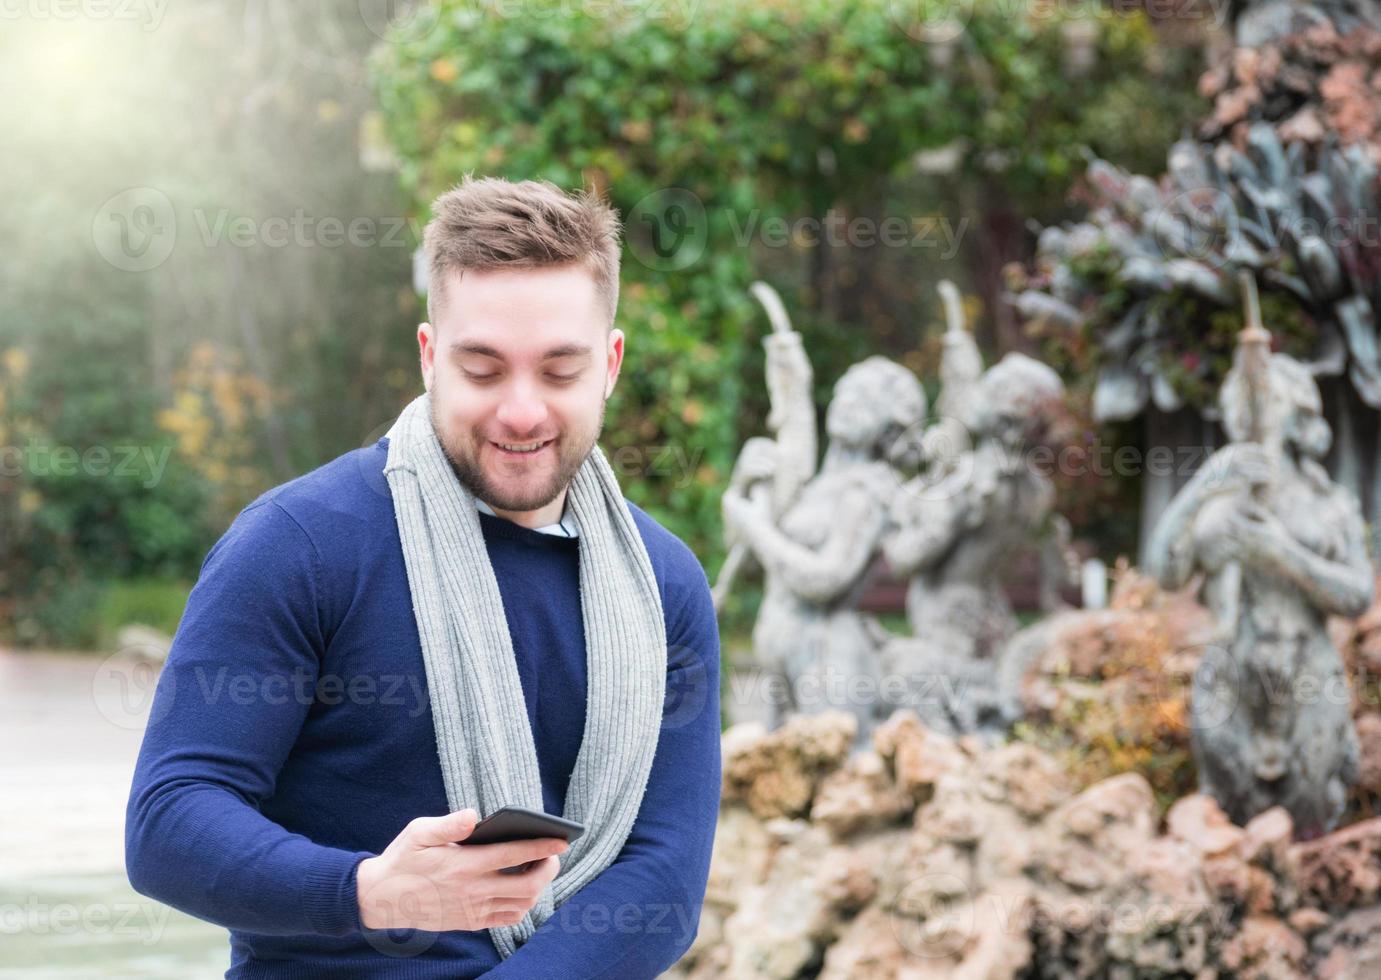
[{"left": 0, "top": 650, "right": 229, "bottom": 978}]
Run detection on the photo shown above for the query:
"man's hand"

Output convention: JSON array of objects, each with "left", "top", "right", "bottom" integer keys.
[{"left": 356, "top": 809, "right": 567, "bottom": 932}]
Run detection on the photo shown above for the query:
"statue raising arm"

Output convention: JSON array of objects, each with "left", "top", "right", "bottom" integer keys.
[
  {"left": 751, "top": 281, "right": 817, "bottom": 515},
  {"left": 711, "top": 284, "right": 817, "bottom": 612},
  {"left": 934, "top": 280, "right": 984, "bottom": 424}
]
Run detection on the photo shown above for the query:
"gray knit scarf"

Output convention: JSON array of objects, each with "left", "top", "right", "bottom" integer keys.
[{"left": 382, "top": 391, "right": 667, "bottom": 957}]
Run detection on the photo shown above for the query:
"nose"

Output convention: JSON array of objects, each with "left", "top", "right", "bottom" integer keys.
[{"left": 494, "top": 381, "right": 550, "bottom": 437}]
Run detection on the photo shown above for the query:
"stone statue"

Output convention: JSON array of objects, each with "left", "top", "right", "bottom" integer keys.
[
  {"left": 875, "top": 285, "right": 1072, "bottom": 735},
  {"left": 1147, "top": 275, "right": 1374, "bottom": 837},
  {"left": 720, "top": 283, "right": 926, "bottom": 743},
  {"left": 712, "top": 283, "right": 817, "bottom": 614}
]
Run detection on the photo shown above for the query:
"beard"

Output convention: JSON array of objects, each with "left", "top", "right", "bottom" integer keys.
[{"left": 430, "top": 392, "right": 605, "bottom": 513}]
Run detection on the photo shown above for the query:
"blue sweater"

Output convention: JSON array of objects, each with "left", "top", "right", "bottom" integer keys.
[{"left": 125, "top": 437, "right": 723, "bottom": 979}]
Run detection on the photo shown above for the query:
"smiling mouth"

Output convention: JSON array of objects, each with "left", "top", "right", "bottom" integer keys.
[{"left": 490, "top": 439, "right": 554, "bottom": 457}]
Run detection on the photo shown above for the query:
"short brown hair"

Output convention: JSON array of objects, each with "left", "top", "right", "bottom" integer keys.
[{"left": 422, "top": 175, "right": 622, "bottom": 327}]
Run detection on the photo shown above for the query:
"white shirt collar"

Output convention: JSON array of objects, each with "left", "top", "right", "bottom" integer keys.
[{"left": 474, "top": 495, "right": 579, "bottom": 539}]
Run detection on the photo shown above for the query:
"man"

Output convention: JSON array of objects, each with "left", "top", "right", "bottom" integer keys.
[{"left": 125, "top": 176, "right": 722, "bottom": 978}]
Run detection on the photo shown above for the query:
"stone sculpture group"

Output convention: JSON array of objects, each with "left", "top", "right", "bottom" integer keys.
[
  {"left": 720, "top": 274, "right": 1374, "bottom": 836},
  {"left": 720, "top": 279, "right": 1075, "bottom": 745}
]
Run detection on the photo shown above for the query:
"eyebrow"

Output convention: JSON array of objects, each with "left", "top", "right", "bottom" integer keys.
[{"left": 449, "top": 342, "right": 593, "bottom": 362}]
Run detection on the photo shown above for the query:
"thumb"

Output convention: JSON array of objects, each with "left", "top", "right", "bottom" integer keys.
[{"left": 409, "top": 808, "right": 479, "bottom": 848}]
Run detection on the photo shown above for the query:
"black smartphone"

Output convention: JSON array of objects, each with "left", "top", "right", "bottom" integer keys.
[{"left": 464, "top": 806, "right": 586, "bottom": 875}]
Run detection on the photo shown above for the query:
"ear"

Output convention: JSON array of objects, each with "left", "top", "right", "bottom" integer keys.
[
  {"left": 418, "top": 321, "right": 435, "bottom": 392},
  {"left": 604, "top": 327, "right": 625, "bottom": 400}
]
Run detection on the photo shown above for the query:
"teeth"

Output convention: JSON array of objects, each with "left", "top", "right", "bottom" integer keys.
[{"left": 497, "top": 441, "right": 546, "bottom": 453}]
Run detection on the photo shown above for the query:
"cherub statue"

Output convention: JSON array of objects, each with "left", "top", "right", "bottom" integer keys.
[
  {"left": 868, "top": 282, "right": 1075, "bottom": 735},
  {"left": 886, "top": 287, "right": 1070, "bottom": 644},
  {"left": 1146, "top": 275, "right": 1374, "bottom": 837},
  {"left": 712, "top": 283, "right": 816, "bottom": 614},
  {"left": 720, "top": 283, "right": 926, "bottom": 742}
]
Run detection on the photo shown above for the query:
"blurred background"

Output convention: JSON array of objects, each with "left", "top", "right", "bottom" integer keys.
[{"left": 2, "top": 0, "right": 1356, "bottom": 974}]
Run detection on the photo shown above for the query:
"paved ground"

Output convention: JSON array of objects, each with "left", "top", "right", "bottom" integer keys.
[{"left": 0, "top": 649, "right": 227, "bottom": 978}]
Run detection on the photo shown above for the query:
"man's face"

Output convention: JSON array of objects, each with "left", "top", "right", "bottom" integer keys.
[{"left": 417, "top": 263, "right": 623, "bottom": 515}]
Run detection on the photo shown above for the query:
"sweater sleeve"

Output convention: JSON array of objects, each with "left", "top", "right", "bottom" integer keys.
[
  {"left": 482, "top": 553, "right": 723, "bottom": 979},
  {"left": 124, "top": 500, "right": 375, "bottom": 937}
]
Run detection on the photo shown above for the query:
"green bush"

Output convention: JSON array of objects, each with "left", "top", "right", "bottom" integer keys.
[
  {"left": 94, "top": 579, "right": 192, "bottom": 648},
  {"left": 1, "top": 302, "right": 217, "bottom": 648}
]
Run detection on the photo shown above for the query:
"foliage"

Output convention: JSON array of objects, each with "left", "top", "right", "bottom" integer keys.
[
  {"left": 0, "top": 297, "right": 214, "bottom": 647},
  {"left": 1013, "top": 691, "right": 1197, "bottom": 815},
  {"left": 1, "top": 3, "right": 1209, "bottom": 646},
  {"left": 1010, "top": 565, "right": 1200, "bottom": 813},
  {"left": 1020, "top": 234, "right": 1322, "bottom": 415},
  {"left": 93, "top": 579, "right": 192, "bottom": 648},
  {"left": 1015, "top": 125, "right": 1379, "bottom": 430},
  {"left": 369, "top": 0, "right": 1208, "bottom": 571},
  {"left": 0, "top": 8, "right": 417, "bottom": 647},
  {"left": 155, "top": 343, "right": 277, "bottom": 524}
]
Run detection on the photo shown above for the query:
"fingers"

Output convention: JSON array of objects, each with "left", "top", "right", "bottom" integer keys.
[
  {"left": 480, "top": 905, "right": 530, "bottom": 928},
  {"left": 462, "top": 837, "right": 568, "bottom": 874},
  {"left": 482, "top": 854, "right": 562, "bottom": 899},
  {"left": 459, "top": 892, "right": 533, "bottom": 927},
  {"left": 406, "top": 808, "right": 479, "bottom": 848},
  {"left": 458, "top": 857, "right": 560, "bottom": 929}
]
